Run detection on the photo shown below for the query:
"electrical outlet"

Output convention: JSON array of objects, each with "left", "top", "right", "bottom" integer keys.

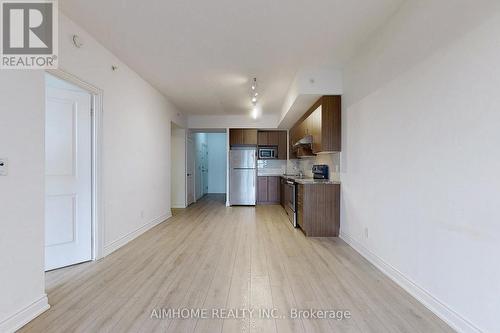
[
  {"left": 364, "top": 227, "right": 369, "bottom": 238},
  {"left": 0, "top": 158, "right": 8, "bottom": 176},
  {"left": 140, "top": 210, "right": 145, "bottom": 219}
]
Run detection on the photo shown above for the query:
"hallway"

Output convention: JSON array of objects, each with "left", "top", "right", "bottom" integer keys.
[{"left": 20, "top": 195, "right": 451, "bottom": 332}]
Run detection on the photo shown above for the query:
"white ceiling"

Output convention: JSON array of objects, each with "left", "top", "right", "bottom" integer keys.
[{"left": 60, "top": 0, "right": 403, "bottom": 116}]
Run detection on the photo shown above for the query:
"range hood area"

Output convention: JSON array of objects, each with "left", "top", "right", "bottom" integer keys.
[
  {"left": 294, "top": 134, "right": 313, "bottom": 146},
  {"left": 289, "top": 95, "right": 342, "bottom": 159},
  {"left": 293, "top": 135, "right": 315, "bottom": 158},
  {"left": 278, "top": 69, "right": 342, "bottom": 159}
]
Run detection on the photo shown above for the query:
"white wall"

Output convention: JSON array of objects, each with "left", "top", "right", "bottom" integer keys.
[
  {"left": 0, "top": 71, "right": 48, "bottom": 332},
  {"left": 341, "top": 1, "right": 500, "bottom": 332},
  {"left": 58, "top": 14, "right": 185, "bottom": 254},
  {"left": 279, "top": 67, "right": 343, "bottom": 128},
  {"left": 207, "top": 133, "right": 227, "bottom": 193},
  {"left": 188, "top": 114, "right": 279, "bottom": 129},
  {"left": 0, "top": 12, "right": 185, "bottom": 330},
  {"left": 171, "top": 124, "right": 186, "bottom": 208}
]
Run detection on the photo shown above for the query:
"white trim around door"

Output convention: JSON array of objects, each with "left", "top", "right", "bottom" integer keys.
[{"left": 45, "top": 68, "right": 105, "bottom": 261}]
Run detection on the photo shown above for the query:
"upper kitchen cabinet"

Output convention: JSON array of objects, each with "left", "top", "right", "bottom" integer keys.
[
  {"left": 311, "top": 106, "right": 322, "bottom": 153},
  {"left": 257, "top": 130, "right": 280, "bottom": 146},
  {"left": 257, "top": 131, "right": 268, "bottom": 146},
  {"left": 268, "top": 131, "right": 279, "bottom": 146},
  {"left": 278, "top": 131, "right": 287, "bottom": 159},
  {"left": 230, "top": 129, "right": 258, "bottom": 146},
  {"left": 289, "top": 127, "right": 298, "bottom": 159},
  {"left": 320, "top": 96, "right": 341, "bottom": 152},
  {"left": 257, "top": 130, "right": 287, "bottom": 160},
  {"left": 289, "top": 95, "right": 341, "bottom": 156}
]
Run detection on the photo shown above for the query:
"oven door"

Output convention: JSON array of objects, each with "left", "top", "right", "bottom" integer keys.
[{"left": 285, "top": 181, "right": 297, "bottom": 227}]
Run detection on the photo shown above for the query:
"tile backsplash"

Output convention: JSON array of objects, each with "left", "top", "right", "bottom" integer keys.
[
  {"left": 288, "top": 153, "right": 341, "bottom": 181},
  {"left": 257, "top": 159, "right": 287, "bottom": 175},
  {"left": 256, "top": 154, "right": 341, "bottom": 180}
]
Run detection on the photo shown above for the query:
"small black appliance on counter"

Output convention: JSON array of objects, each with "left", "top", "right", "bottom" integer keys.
[{"left": 312, "top": 165, "right": 329, "bottom": 180}]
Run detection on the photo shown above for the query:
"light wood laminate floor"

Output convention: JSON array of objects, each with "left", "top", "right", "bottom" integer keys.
[{"left": 19, "top": 194, "right": 453, "bottom": 333}]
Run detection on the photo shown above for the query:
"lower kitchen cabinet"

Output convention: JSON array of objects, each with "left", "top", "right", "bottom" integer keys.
[
  {"left": 257, "top": 176, "right": 268, "bottom": 202},
  {"left": 296, "top": 183, "right": 340, "bottom": 237},
  {"left": 268, "top": 176, "right": 279, "bottom": 202},
  {"left": 297, "top": 185, "right": 304, "bottom": 229},
  {"left": 257, "top": 176, "right": 280, "bottom": 204}
]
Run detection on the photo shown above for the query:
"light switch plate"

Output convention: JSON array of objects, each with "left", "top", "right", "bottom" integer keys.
[{"left": 0, "top": 158, "right": 8, "bottom": 176}]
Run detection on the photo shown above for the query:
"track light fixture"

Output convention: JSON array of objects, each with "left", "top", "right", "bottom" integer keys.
[
  {"left": 251, "top": 107, "right": 259, "bottom": 119},
  {"left": 250, "top": 78, "right": 260, "bottom": 118}
]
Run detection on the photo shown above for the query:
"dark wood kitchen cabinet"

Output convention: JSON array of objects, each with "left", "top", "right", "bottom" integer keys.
[
  {"left": 289, "top": 127, "right": 298, "bottom": 159},
  {"left": 257, "top": 131, "right": 268, "bottom": 146},
  {"left": 296, "top": 185, "right": 304, "bottom": 229},
  {"left": 268, "top": 131, "right": 279, "bottom": 146},
  {"left": 296, "top": 183, "right": 340, "bottom": 237},
  {"left": 257, "top": 131, "right": 279, "bottom": 146},
  {"left": 268, "top": 176, "right": 279, "bottom": 202},
  {"left": 289, "top": 95, "right": 341, "bottom": 157},
  {"left": 257, "top": 176, "right": 280, "bottom": 204},
  {"left": 257, "top": 176, "right": 268, "bottom": 202},
  {"left": 230, "top": 129, "right": 257, "bottom": 146},
  {"left": 257, "top": 130, "right": 288, "bottom": 160},
  {"left": 320, "top": 96, "right": 342, "bottom": 152},
  {"left": 310, "top": 106, "right": 322, "bottom": 153},
  {"left": 278, "top": 131, "right": 287, "bottom": 159}
]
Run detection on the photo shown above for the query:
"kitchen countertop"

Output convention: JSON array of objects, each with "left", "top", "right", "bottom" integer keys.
[
  {"left": 257, "top": 172, "right": 284, "bottom": 177},
  {"left": 280, "top": 175, "right": 341, "bottom": 185},
  {"left": 294, "top": 178, "right": 341, "bottom": 185}
]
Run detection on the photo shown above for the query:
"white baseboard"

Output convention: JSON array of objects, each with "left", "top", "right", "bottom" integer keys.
[
  {"left": 103, "top": 212, "right": 172, "bottom": 256},
  {"left": 0, "top": 295, "right": 50, "bottom": 333},
  {"left": 340, "top": 231, "right": 481, "bottom": 333},
  {"left": 171, "top": 204, "right": 186, "bottom": 209}
]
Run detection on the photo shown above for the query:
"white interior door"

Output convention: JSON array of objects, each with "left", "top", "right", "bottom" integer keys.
[
  {"left": 202, "top": 143, "right": 208, "bottom": 195},
  {"left": 195, "top": 143, "right": 203, "bottom": 200},
  {"left": 45, "top": 85, "right": 92, "bottom": 271},
  {"left": 186, "top": 137, "right": 195, "bottom": 206}
]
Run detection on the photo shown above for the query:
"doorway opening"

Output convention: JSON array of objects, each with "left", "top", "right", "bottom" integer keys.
[
  {"left": 189, "top": 129, "right": 227, "bottom": 203},
  {"left": 44, "top": 71, "right": 103, "bottom": 271},
  {"left": 171, "top": 122, "right": 188, "bottom": 208}
]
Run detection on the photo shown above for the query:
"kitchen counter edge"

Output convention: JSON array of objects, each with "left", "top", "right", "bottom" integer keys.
[{"left": 280, "top": 175, "right": 341, "bottom": 185}]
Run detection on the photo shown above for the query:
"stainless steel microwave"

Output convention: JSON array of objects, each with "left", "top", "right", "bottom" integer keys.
[{"left": 258, "top": 147, "right": 277, "bottom": 159}]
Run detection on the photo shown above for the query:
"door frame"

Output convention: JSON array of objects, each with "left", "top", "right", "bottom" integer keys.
[
  {"left": 202, "top": 142, "right": 208, "bottom": 196},
  {"left": 185, "top": 134, "right": 195, "bottom": 206},
  {"left": 45, "top": 68, "right": 105, "bottom": 261}
]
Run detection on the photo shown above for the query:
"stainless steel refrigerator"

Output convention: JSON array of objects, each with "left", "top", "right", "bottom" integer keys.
[{"left": 229, "top": 149, "right": 256, "bottom": 205}]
